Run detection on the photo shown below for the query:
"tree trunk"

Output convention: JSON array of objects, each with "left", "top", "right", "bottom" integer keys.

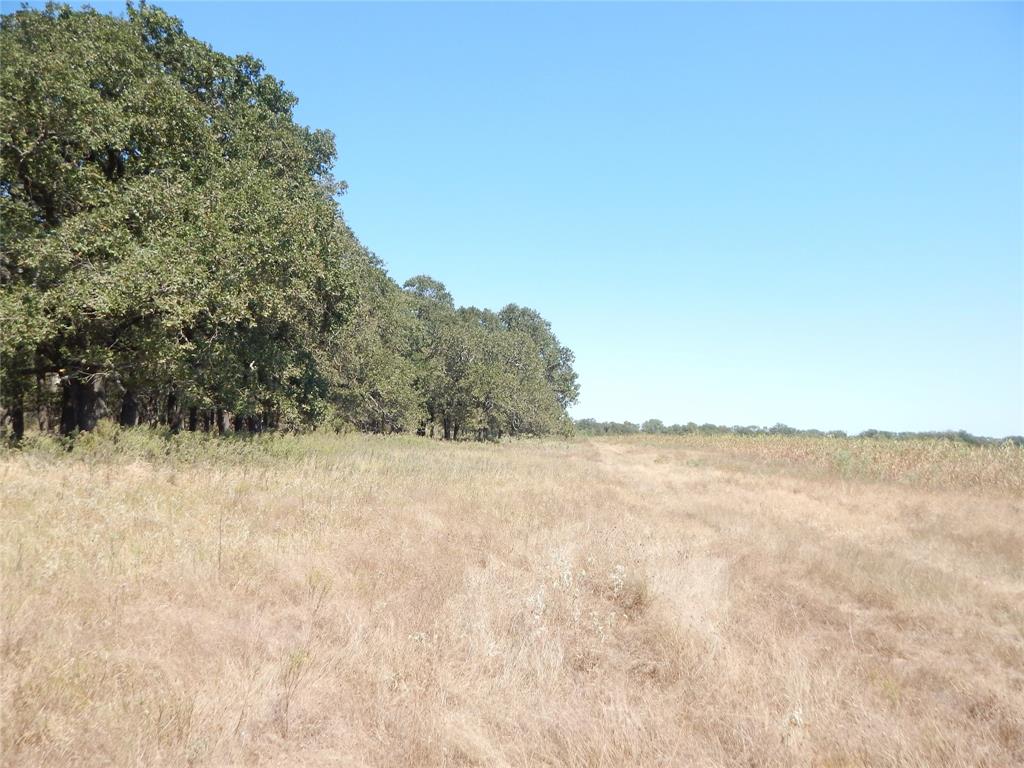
[
  {"left": 59, "top": 377, "right": 99, "bottom": 435},
  {"left": 8, "top": 394, "right": 25, "bottom": 442},
  {"left": 216, "top": 408, "right": 227, "bottom": 435},
  {"left": 187, "top": 407, "right": 198, "bottom": 432},
  {"left": 442, "top": 416, "right": 451, "bottom": 441},
  {"left": 167, "top": 392, "right": 181, "bottom": 433},
  {"left": 233, "top": 413, "right": 244, "bottom": 433},
  {"left": 60, "top": 381, "right": 75, "bottom": 435},
  {"left": 119, "top": 389, "right": 139, "bottom": 427},
  {"left": 452, "top": 422, "right": 459, "bottom": 441},
  {"left": 36, "top": 374, "right": 47, "bottom": 432}
]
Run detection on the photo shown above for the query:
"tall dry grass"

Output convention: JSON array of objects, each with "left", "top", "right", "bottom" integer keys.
[
  {"left": 2, "top": 430, "right": 1022, "bottom": 766},
  {"left": 627, "top": 432, "right": 1024, "bottom": 493}
]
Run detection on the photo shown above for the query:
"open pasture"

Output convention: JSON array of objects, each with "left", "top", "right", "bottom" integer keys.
[{"left": 2, "top": 432, "right": 1022, "bottom": 766}]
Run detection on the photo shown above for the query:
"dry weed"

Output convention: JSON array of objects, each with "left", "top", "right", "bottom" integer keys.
[{"left": 1, "top": 432, "right": 1021, "bottom": 766}]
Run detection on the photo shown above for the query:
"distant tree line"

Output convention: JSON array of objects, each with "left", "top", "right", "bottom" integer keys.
[
  {"left": 0, "top": 3, "right": 578, "bottom": 442},
  {"left": 575, "top": 419, "right": 1022, "bottom": 446}
]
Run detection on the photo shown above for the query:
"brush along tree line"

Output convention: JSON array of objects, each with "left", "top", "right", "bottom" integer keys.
[
  {"left": 575, "top": 419, "right": 1022, "bottom": 444},
  {"left": 0, "top": 3, "right": 579, "bottom": 441}
]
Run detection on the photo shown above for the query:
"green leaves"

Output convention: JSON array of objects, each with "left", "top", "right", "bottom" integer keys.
[
  {"left": 1, "top": 2, "right": 579, "bottom": 439},
  {"left": 398, "top": 279, "right": 574, "bottom": 438}
]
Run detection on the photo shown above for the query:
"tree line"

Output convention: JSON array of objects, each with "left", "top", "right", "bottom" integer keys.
[
  {"left": 0, "top": 3, "right": 579, "bottom": 442},
  {"left": 575, "top": 419, "right": 1022, "bottom": 445}
]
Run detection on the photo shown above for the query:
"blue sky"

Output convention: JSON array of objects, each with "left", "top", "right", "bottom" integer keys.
[{"left": 27, "top": 1, "right": 1023, "bottom": 435}]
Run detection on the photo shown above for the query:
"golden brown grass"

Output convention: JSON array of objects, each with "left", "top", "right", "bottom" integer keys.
[
  {"left": 625, "top": 432, "right": 1024, "bottom": 493},
  {"left": 2, "top": 431, "right": 1022, "bottom": 766}
]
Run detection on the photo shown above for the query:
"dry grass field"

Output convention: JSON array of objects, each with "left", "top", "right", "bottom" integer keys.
[{"left": 2, "top": 430, "right": 1022, "bottom": 767}]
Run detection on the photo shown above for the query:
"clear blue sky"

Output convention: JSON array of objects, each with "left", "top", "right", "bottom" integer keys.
[{"left": 30, "top": 1, "right": 1024, "bottom": 435}]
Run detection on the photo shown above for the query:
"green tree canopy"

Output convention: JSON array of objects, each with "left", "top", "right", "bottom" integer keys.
[{"left": 1, "top": 2, "right": 579, "bottom": 442}]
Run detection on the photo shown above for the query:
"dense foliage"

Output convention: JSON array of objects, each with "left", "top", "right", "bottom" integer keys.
[{"left": 0, "top": 2, "right": 578, "bottom": 441}]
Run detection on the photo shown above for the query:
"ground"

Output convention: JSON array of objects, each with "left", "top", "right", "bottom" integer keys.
[{"left": 2, "top": 432, "right": 1022, "bottom": 766}]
